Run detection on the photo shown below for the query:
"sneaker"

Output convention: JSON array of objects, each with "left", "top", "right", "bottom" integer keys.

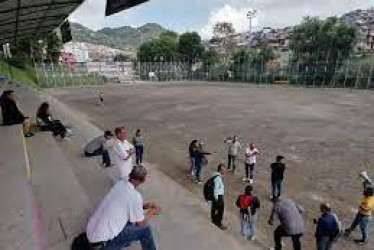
[
  {"left": 249, "top": 179, "right": 254, "bottom": 184},
  {"left": 354, "top": 239, "right": 367, "bottom": 245},
  {"left": 247, "top": 236, "right": 255, "bottom": 241},
  {"left": 24, "top": 132, "right": 34, "bottom": 138},
  {"left": 242, "top": 177, "right": 248, "bottom": 182},
  {"left": 218, "top": 225, "right": 227, "bottom": 230},
  {"left": 197, "top": 180, "right": 203, "bottom": 185}
]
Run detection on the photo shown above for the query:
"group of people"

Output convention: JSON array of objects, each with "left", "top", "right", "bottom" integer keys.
[
  {"left": 191, "top": 135, "right": 374, "bottom": 249},
  {"left": 0, "top": 90, "right": 68, "bottom": 138},
  {"left": 79, "top": 126, "right": 157, "bottom": 250},
  {"left": 2, "top": 89, "right": 373, "bottom": 250}
]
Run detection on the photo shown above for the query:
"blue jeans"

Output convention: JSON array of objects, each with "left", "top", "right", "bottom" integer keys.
[
  {"left": 272, "top": 179, "right": 283, "bottom": 198},
  {"left": 349, "top": 213, "right": 370, "bottom": 242},
  {"left": 227, "top": 155, "right": 236, "bottom": 172},
  {"left": 316, "top": 236, "right": 333, "bottom": 250},
  {"left": 135, "top": 145, "right": 144, "bottom": 165},
  {"left": 240, "top": 214, "right": 255, "bottom": 238},
  {"left": 190, "top": 156, "right": 196, "bottom": 173},
  {"left": 103, "top": 224, "right": 156, "bottom": 250},
  {"left": 195, "top": 159, "right": 202, "bottom": 181}
]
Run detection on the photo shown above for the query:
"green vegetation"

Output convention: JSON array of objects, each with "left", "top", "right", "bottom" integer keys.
[{"left": 0, "top": 59, "right": 38, "bottom": 87}]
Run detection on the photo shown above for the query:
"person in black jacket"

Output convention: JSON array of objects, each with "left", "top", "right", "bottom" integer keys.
[
  {"left": 270, "top": 155, "right": 286, "bottom": 199},
  {"left": 36, "top": 102, "right": 67, "bottom": 139},
  {"left": 0, "top": 90, "right": 33, "bottom": 137},
  {"left": 314, "top": 203, "right": 340, "bottom": 250}
]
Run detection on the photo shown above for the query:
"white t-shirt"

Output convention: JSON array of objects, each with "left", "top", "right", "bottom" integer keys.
[
  {"left": 86, "top": 181, "right": 144, "bottom": 243},
  {"left": 110, "top": 139, "right": 135, "bottom": 180},
  {"left": 246, "top": 148, "right": 259, "bottom": 164}
]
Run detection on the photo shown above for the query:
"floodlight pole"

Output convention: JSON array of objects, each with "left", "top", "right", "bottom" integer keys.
[{"left": 247, "top": 10, "right": 257, "bottom": 50}]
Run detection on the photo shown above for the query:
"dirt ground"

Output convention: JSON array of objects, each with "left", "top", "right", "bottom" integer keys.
[{"left": 50, "top": 82, "right": 374, "bottom": 249}]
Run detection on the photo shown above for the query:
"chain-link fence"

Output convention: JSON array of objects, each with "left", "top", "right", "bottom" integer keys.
[
  {"left": 135, "top": 53, "right": 374, "bottom": 89},
  {"left": 30, "top": 52, "right": 374, "bottom": 89},
  {"left": 35, "top": 61, "right": 136, "bottom": 88}
]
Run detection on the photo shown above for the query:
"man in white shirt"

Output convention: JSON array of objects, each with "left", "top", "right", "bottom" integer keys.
[
  {"left": 244, "top": 143, "right": 259, "bottom": 183},
  {"left": 86, "top": 165, "right": 160, "bottom": 250},
  {"left": 224, "top": 136, "right": 241, "bottom": 173},
  {"left": 110, "top": 127, "right": 135, "bottom": 180},
  {"left": 211, "top": 163, "right": 227, "bottom": 230}
]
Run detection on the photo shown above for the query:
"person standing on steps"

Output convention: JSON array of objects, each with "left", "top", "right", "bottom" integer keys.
[
  {"left": 224, "top": 136, "right": 241, "bottom": 173},
  {"left": 268, "top": 196, "right": 305, "bottom": 250},
  {"left": 132, "top": 128, "right": 144, "bottom": 165},
  {"left": 86, "top": 165, "right": 160, "bottom": 250},
  {"left": 244, "top": 143, "right": 259, "bottom": 183},
  {"left": 270, "top": 155, "right": 286, "bottom": 199},
  {"left": 84, "top": 130, "right": 114, "bottom": 167},
  {"left": 211, "top": 163, "right": 227, "bottom": 230},
  {"left": 110, "top": 126, "right": 135, "bottom": 180},
  {"left": 236, "top": 185, "right": 261, "bottom": 241}
]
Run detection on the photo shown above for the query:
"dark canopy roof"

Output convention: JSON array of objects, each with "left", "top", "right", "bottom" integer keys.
[{"left": 0, "top": 0, "right": 84, "bottom": 45}]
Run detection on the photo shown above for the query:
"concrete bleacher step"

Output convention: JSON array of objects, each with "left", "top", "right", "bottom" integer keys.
[
  {"left": 0, "top": 125, "right": 35, "bottom": 250},
  {"left": 25, "top": 133, "right": 92, "bottom": 249}
]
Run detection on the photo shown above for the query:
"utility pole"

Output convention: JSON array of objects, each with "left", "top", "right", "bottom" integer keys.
[{"left": 247, "top": 9, "right": 257, "bottom": 50}]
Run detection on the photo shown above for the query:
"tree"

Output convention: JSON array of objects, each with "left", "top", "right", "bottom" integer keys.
[
  {"left": 290, "top": 16, "right": 357, "bottom": 85},
  {"left": 202, "top": 49, "right": 220, "bottom": 70},
  {"left": 137, "top": 35, "right": 179, "bottom": 62},
  {"left": 213, "top": 22, "right": 235, "bottom": 39},
  {"left": 178, "top": 32, "right": 204, "bottom": 64},
  {"left": 212, "top": 22, "right": 236, "bottom": 64},
  {"left": 290, "top": 16, "right": 356, "bottom": 63},
  {"left": 46, "top": 33, "right": 62, "bottom": 63}
]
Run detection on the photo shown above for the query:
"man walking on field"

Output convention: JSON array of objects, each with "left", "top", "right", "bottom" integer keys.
[
  {"left": 244, "top": 143, "right": 259, "bottom": 183},
  {"left": 224, "top": 136, "right": 241, "bottom": 173}
]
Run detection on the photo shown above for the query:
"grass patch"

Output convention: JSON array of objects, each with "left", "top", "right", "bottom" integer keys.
[{"left": 0, "top": 59, "right": 39, "bottom": 88}]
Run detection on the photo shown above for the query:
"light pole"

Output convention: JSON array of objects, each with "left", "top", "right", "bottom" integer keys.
[{"left": 247, "top": 10, "right": 257, "bottom": 49}]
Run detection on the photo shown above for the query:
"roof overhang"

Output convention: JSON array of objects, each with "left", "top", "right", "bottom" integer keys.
[{"left": 0, "top": 0, "right": 84, "bottom": 45}]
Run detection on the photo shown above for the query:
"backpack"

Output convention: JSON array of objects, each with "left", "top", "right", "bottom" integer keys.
[
  {"left": 71, "top": 232, "right": 91, "bottom": 250},
  {"left": 236, "top": 194, "right": 253, "bottom": 210},
  {"left": 204, "top": 175, "right": 218, "bottom": 201},
  {"left": 330, "top": 213, "right": 343, "bottom": 243}
]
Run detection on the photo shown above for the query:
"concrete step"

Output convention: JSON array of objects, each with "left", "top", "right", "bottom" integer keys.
[
  {"left": 26, "top": 133, "right": 92, "bottom": 249},
  {"left": 0, "top": 125, "right": 35, "bottom": 250}
]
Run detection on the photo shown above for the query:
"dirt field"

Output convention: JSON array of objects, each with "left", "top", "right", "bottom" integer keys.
[{"left": 50, "top": 82, "right": 374, "bottom": 249}]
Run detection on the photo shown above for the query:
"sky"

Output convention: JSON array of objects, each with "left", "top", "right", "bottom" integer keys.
[{"left": 69, "top": 0, "right": 374, "bottom": 38}]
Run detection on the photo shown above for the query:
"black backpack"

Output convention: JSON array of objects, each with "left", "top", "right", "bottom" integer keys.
[
  {"left": 71, "top": 232, "right": 91, "bottom": 250},
  {"left": 204, "top": 175, "right": 218, "bottom": 201}
]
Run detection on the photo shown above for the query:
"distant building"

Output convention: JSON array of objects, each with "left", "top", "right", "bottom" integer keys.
[
  {"left": 62, "top": 42, "right": 90, "bottom": 62},
  {"left": 59, "top": 52, "right": 76, "bottom": 69}
]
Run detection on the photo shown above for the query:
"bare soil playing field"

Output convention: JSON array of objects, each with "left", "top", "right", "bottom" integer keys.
[{"left": 50, "top": 82, "right": 374, "bottom": 249}]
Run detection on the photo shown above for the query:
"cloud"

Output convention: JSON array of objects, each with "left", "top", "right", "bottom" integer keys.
[
  {"left": 200, "top": 4, "right": 258, "bottom": 39},
  {"left": 69, "top": 0, "right": 106, "bottom": 30}
]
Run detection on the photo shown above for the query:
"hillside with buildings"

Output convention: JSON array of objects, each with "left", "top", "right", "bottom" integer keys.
[{"left": 208, "top": 8, "right": 374, "bottom": 54}]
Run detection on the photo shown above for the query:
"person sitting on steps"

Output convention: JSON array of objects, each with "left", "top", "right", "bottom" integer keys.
[
  {"left": 0, "top": 90, "right": 34, "bottom": 137},
  {"left": 36, "top": 102, "right": 67, "bottom": 139},
  {"left": 86, "top": 165, "right": 160, "bottom": 250}
]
